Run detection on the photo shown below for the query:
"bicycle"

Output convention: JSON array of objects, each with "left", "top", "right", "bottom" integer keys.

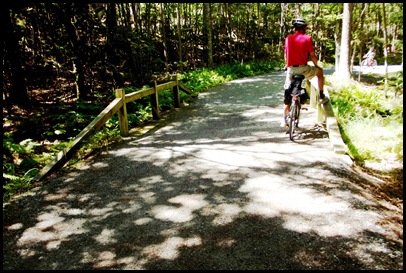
[
  {"left": 286, "top": 74, "right": 307, "bottom": 141},
  {"left": 361, "top": 55, "right": 377, "bottom": 68}
]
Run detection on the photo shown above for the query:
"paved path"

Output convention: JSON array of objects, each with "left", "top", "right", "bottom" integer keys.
[
  {"left": 352, "top": 64, "right": 403, "bottom": 74},
  {"left": 3, "top": 70, "right": 402, "bottom": 270}
]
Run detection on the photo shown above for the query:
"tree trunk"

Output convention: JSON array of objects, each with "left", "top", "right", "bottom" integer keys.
[
  {"left": 203, "top": 3, "right": 213, "bottom": 68},
  {"left": 106, "top": 3, "right": 124, "bottom": 87},
  {"left": 225, "top": 3, "right": 232, "bottom": 62},
  {"left": 280, "top": 3, "right": 288, "bottom": 56},
  {"left": 381, "top": 3, "right": 389, "bottom": 97},
  {"left": 338, "top": 3, "right": 352, "bottom": 80},
  {"left": 357, "top": 3, "right": 367, "bottom": 81},
  {"left": 176, "top": 3, "right": 183, "bottom": 69},
  {"left": 160, "top": 3, "right": 169, "bottom": 73},
  {"left": 3, "top": 6, "right": 30, "bottom": 107},
  {"left": 207, "top": 4, "right": 213, "bottom": 66}
]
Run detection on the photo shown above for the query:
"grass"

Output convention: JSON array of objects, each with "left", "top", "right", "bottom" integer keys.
[
  {"left": 343, "top": 116, "right": 402, "bottom": 161},
  {"left": 329, "top": 72, "right": 403, "bottom": 163}
]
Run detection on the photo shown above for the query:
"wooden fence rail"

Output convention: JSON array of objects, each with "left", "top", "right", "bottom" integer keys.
[{"left": 34, "top": 74, "right": 193, "bottom": 182}]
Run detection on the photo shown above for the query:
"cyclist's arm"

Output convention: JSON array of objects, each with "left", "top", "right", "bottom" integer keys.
[
  {"left": 284, "top": 53, "right": 288, "bottom": 70},
  {"left": 283, "top": 39, "right": 288, "bottom": 69},
  {"left": 309, "top": 51, "right": 321, "bottom": 69}
]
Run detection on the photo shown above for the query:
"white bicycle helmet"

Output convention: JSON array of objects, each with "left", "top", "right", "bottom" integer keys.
[{"left": 292, "top": 18, "right": 307, "bottom": 27}]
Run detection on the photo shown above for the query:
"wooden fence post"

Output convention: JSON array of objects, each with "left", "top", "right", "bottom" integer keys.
[
  {"left": 173, "top": 74, "right": 180, "bottom": 108},
  {"left": 308, "top": 78, "right": 326, "bottom": 124},
  {"left": 151, "top": 80, "right": 160, "bottom": 119},
  {"left": 115, "top": 88, "right": 129, "bottom": 136}
]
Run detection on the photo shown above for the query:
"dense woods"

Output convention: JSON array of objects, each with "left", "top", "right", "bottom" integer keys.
[
  {"left": 2, "top": 3, "right": 403, "bottom": 199},
  {"left": 3, "top": 3, "right": 402, "bottom": 108}
]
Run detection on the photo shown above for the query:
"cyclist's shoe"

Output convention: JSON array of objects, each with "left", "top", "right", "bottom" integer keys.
[
  {"left": 280, "top": 117, "right": 289, "bottom": 128},
  {"left": 318, "top": 92, "right": 329, "bottom": 104},
  {"left": 319, "top": 96, "right": 329, "bottom": 104}
]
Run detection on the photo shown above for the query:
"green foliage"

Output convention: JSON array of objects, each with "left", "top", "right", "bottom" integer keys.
[
  {"left": 3, "top": 137, "right": 27, "bottom": 157},
  {"left": 159, "top": 89, "right": 175, "bottom": 110},
  {"left": 390, "top": 71, "right": 403, "bottom": 97},
  {"left": 3, "top": 168, "right": 39, "bottom": 202},
  {"left": 3, "top": 137, "right": 42, "bottom": 202},
  {"left": 122, "top": 87, "right": 154, "bottom": 126},
  {"left": 181, "top": 61, "right": 282, "bottom": 92},
  {"left": 74, "top": 127, "right": 121, "bottom": 162},
  {"left": 181, "top": 68, "right": 233, "bottom": 92}
]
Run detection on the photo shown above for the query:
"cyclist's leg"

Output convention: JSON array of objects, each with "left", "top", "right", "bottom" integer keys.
[
  {"left": 283, "top": 90, "right": 291, "bottom": 117},
  {"left": 282, "top": 89, "right": 291, "bottom": 127},
  {"left": 302, "top": 66, "right": 323, "bottom": 91},
  {"left": 282, "top": 70, "right": 293, "bottom": 127},
  {"left": 302, "top": 66, "right": 327, "bottom": 103}
]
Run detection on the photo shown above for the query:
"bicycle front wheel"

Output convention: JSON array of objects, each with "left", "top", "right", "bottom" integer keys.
[{"left": 372, "top": 59, "right": 377, "bottom": 68}]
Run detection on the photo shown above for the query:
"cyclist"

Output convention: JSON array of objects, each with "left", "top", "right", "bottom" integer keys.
[
  {"left": 281, "top": 18, "right": 328, "bottom": 127},
  {"left": 363, "top": 47, "right": 376, "bottom": 66}
]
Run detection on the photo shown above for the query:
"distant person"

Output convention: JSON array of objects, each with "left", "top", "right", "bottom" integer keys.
[{"left": 281, "top": 18, "right": 328, "bottom": 127}]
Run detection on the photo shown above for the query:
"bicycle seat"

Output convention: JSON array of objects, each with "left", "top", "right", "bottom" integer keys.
[{"left": 292, "top": 74, "right": 305, "bottom": 80}]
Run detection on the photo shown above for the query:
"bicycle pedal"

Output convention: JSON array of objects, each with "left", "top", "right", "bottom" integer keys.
[{"left": 301, "top": 107, "right": 308, "bottom": 111}]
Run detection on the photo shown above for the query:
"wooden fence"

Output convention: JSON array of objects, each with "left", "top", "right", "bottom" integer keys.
[
  {"left": 34, "top": 73, "right": 332, "bottom": 182},
  {"left": 34, "top": 74, "right": 193, "bottom": 181}
]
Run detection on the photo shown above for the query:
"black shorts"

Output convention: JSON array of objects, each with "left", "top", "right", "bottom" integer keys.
[
  {"left": 284, "top": 89, "right": 292, "bottom": 105},
  {"left": 284, "top": 88, "right": 309, "bottom": 105}
]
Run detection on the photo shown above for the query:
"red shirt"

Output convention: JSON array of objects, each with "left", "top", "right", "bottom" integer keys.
[{"left": 284, "top": 31, "right": 315, "bottom": 67}]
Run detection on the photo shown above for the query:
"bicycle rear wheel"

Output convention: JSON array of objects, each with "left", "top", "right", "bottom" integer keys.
[{"left": 289, "top": 101, "right": 299, "bottom": 140}]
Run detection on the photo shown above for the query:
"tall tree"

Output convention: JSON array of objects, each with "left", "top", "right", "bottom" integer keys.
[
  {"left": 338, "top": 3, "right": 352, "bottom": 80},
  {"left": 106, "top": 3, "right": 124, "bottom": 87},
  {"left": 176, "top": 3, "right": 183, "bottom": 69},
  {"left": 203, "top": 3, "right": 213, "bottom": 67}
]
